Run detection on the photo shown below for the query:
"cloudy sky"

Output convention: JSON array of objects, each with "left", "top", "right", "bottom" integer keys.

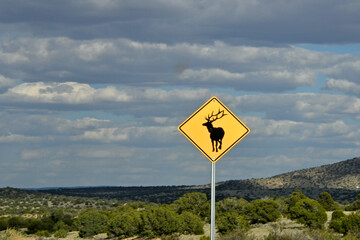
[{"left": 2, "top": 0, "right": 360, "bottom": 188}]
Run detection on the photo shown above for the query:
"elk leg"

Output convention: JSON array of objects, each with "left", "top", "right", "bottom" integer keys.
[
  {"left": 212, "top": 140, "right": 215, "bottom": 152},
  {"left": 215, "top": 140, "right": 218, "bottom": 152},
  {"left": 219, "top": 139, "right": 222, "bottom": 150}
]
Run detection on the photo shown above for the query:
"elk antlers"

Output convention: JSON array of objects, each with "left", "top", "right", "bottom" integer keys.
[{"left": 205, "top": 109, "right": 227, "bottom": 122}]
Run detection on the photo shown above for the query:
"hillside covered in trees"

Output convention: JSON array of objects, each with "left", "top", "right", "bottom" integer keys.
[{"left": 35, "top": 157, "right": 360, "bottom": 203}]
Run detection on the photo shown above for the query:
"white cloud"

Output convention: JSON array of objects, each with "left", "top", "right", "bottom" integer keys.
[
  {"left": 0, "top": 37, "right": 353, "bottom": 92},
  {"left": 234, "top": 93, "right": 360, "bottom": 122},
  {"left": 0, "top": 134, "right": 41, "bottom": 143},
  {"left": 4, "top": 82, "right": 132, "bottom": 104},
  {"left": 7, "top": 82, "right": 96, "bottom": 103},
  {"left": 180, "top": 68, "right": 316, "bottom": 91},
  {"left": 324, "top": 78, "right": 360, "bottom": 96}
]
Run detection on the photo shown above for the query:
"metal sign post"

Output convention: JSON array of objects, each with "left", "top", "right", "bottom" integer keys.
[{"left": 211, "top": 161, "right": 216, "bottom": 240}]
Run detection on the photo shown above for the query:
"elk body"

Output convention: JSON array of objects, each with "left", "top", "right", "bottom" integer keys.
[{"left": 202, "top": 109, "right": 226, "bottom": 152}]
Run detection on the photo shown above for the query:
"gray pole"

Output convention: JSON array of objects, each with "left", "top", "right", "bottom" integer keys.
[{"left": 211, "top": 161, "right": 216, "bottom": 240}]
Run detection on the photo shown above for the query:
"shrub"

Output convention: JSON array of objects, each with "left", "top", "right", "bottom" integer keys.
[
  {"left": 289, "top": 198, "right": 327, "bottom": 229},
  {"left": 288, "top": 190, "right": 307, "bottom": 205},
  {"left": 216, "top": 198, "right": 248, "bottom": 216},
  {"left": 26, "top": 219, "right": 50, "bottom": 234},
  {"left": 179, "top": 211, "right": 204, "bottom": 235},
  {"left": 173, "top": 192, "right": 210, "bottom": 219},
  {"left": 35, "top": 230, "right": 51, "bottom": 237},
  {"left": 217, "top": 211, "right": 249, "bottom": 234},
  {"left": 54, "top": 229, "right": 68, "bottom": 238},
  {"left": 332, "top": 209, "right": 346, "bottom": 221},
  {"left": 342, "top": 213, "right": 360, "bottom": 236},
  {"left": 7, "top": 216, "right": 29, "bottom": 229},
  {"left": 139, "top": 205, "right": 180, "bottom": 237},
  {"left": 200, "top": 235, "right": 210, "bottom": 240},
  {"left": 345, "top": 200, "right": 360, "bottom": 211},
  {"left": 317, "top": 192, "right": 340, "bottom": 211},
  {"left": 244, "top": 199, "right": 281, "bottom": 224},
  {"left": 329, "top": 210, "right": 346, "bottom": 234},
  {"left": 108, "top": 210, "right": 140, "bottom": 238},
  {"left": 75, "top": 210, "right": 108, "bottom": 238}
]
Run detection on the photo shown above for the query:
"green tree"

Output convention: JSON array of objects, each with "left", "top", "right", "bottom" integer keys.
[
  {"left": 140, "top": 205, "right": 180, "bottom": 237},
  {"left": 54, "top": 229, "right": 68, "bottom": 238},
  {"left": 332, "top": 209, "right": 346, "bottom": 221},
  {"left": 345, "top": 199, "right": 360, "bottom": 211},
  {"left": 216, "top": 211, "right": 249, "bottom": 234},
  {"left": 75, "top": 210, "right": 108, "bottom": 238},
  {"left": 173, "top": 193, "right": 210, "bottom": 219},
  {"left": 329, "top": 210, "right": 346, "bottom": 234},
  {"left": 216, "top": 198, "right": 248, "bottom": 216},
  {"left": 287, "top": 190, "right": 307, "bottom": 210},
  {"left": 289, "top": 198, "right": 327, "bottom": 229},
  {"left": 317, "top": 192, "right": 340, "bottom": 211},
  {"left": 26, "top": 217, "right": 55, "bottom": 235},
  {"left": 244, "top": 199, "right": 281, "bottom": 224},
  {"left": 7, "top": 216, "right": 29, "bottom": 229},
  {"left": 342, "top": 213, "right": 360, "bottom": 236},
  {"left": 108, "top": 210, "right": 140, "bottom": 238},
  {"left": 179, "top": 211, "right": 204, "bottom": 235}
]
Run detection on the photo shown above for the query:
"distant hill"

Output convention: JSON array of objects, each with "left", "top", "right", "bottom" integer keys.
[
  {"left": 254, "top": 157, "right": 360, "bottom": 189},
  {"left": 3, "top": 157, "right": 360, "bottom": 203},
  {"left": 217, "top": 157, "right": 360, "bottom": 202}
]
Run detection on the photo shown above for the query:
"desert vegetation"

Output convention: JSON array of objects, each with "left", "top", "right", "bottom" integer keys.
[{"left": 2, "top": 188, "right": 360, "bottom": 239}]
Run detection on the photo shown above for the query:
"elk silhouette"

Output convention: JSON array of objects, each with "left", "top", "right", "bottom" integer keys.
[{"left": 202, "top": 109, "right": 227, "bottom": 152}]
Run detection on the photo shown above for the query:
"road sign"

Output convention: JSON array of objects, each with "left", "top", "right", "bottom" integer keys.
[{"left": 178, "top": 96, "right": 250, "bottom": 163}]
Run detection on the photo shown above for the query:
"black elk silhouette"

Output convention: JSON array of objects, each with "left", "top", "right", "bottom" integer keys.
[{"left": 202, "top": 109, "right": 226, "bottom": 152}]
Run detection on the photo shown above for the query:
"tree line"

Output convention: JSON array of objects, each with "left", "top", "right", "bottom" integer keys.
[{"left": 2, "top": 190, "right": 360, "bottom": 238}]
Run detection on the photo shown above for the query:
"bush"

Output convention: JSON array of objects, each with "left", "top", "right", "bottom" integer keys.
[
  {"left": 54, "top": 229, "right": 68, "bottom": 238},
  {"left": 317, "top": 192, "right": 340, "bottom": 211},
  {"left": 244, "top": 199, "right": 281, "bottom": 224},
  {"left": 287, "top": 190, "right": 307, "bottom": 209},
  {"left": 329, "top": 210, "right": 346, "bottom": 234},
  {"left": 342, "top": 213, "right": 360, "bottom": 236},
  {"left": 108, "top": 210, "right": 140, "bottom": 238},
  {"left": 140, "top": 205, "right": 180, "bottom": 237},
  {"left": 173, "top": 192, "right": 210, "bottom": 219},
  {"left": 200, "top": 235, "right": 210, "bottom": 240},
  {"left": 179, "top": 211, "right": 204, "bottom": 235},
  {"left": 216, "top": 198, "right": 248, "bottom": 216},
  {"left": 35, "top": 230, "right": 51, "bottom": 237},
  {"left": 217, "top": 211, "right": 249, "bottom": 234},
  {"left": 332, "top": 209, "right": 346, "bottom": 221},
  {"left": 7, "top": 216, "right": 29, "bottom": 229},
  {"left": 289, "top": 198, "right": 327, "bottom": 229},
  {"left": 345, "top": 200, "right": 360, "bottom": 211},
  {"left": 75, "top": 210, "right": 108, "bottom": 238}
]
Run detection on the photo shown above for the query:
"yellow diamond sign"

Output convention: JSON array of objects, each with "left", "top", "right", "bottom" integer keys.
[{"left": 178, "top": 96, "right": 250, "bottom": 163}]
